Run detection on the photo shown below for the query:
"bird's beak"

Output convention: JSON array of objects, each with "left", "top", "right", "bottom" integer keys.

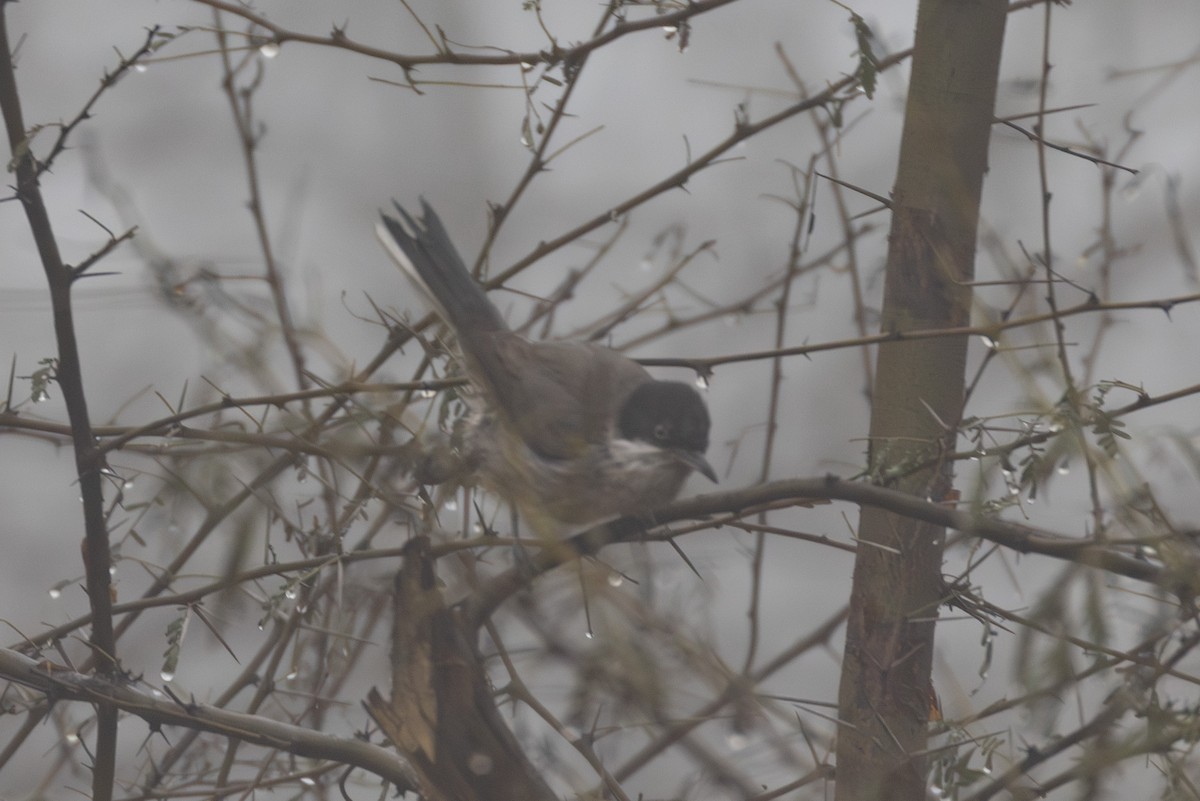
[{"left": 672, "top": 449, "right": 718, "bottom": 483}]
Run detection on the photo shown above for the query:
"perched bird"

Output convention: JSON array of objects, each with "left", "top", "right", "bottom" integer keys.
[{"left": 377, "top": 201, "right": 715, "bottom": 532}]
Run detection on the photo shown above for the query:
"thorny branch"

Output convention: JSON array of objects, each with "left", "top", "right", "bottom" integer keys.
[{"left": 3, "top": 1, "right": 1198, "bottom": 799}]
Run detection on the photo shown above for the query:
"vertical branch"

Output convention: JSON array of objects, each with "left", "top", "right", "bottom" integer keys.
[
  {"left": 1031, "top": 4, "right": 1107, "bottom": 537},
  {"left": 0, "top": 8, "right": 118, "bottom": 801},
  {"left": 834, "top": 2, "right": 1008, "bottom": 799},
  {"left": 743, "top": 187, "right": 812, "bottom": 673},
  {"left": 213, "top": 13, "right": 310, "bottom": 393}
]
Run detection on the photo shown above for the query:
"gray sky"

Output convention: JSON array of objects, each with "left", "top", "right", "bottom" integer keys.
[{"left": 3, "top": 1, "right": 1199, "bottom": 797}]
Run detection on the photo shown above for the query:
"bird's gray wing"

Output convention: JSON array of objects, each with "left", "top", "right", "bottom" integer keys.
[
  {"left": 485, "top": 336, "right": 651, "bottom": 459},
  {"left": 376, "top": 203, "right": 654, "bottom": 459}
]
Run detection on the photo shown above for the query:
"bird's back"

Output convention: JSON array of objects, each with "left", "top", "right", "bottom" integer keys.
[{"left": 481, "top": 335, "right": 652, "bottom": 460}]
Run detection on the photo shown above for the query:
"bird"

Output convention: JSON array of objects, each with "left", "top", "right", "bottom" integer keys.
[{"left": 376, "top": 200, "right": 716, "bottom": 532}]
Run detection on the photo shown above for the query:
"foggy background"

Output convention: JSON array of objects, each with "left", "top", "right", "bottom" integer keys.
[{"left": 2, "top": 0, "right": 1199, "bottom": 797}]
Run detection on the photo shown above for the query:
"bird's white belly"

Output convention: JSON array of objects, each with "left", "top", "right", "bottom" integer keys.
[{"left": 470, "top": 418, "right": 691, "bottom": 528}]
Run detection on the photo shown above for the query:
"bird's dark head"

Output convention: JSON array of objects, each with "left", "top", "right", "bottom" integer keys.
[{"left": 617, "top": 381, "right": 716, "bottom": 482}]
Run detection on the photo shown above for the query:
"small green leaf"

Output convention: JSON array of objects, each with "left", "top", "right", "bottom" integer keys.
[{"left": 850, "top": 12, "right": 879, "bottom": 99}]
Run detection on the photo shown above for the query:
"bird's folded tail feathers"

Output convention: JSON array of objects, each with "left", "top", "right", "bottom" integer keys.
[{"left": 376, "top": 200, "right": 507, "bottom": 335}]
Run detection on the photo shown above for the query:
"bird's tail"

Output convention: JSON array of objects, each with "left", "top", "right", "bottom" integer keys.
[{"left": 376, "top": 200, "right": 507, "bottom": 336}]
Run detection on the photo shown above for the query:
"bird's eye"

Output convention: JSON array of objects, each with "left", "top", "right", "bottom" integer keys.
[{"left": 653, "top": 423, "right": 669, "bottom": 441}]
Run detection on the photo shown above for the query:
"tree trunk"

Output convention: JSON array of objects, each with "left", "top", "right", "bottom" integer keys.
[{"left": 835, "top": 2, "right": 1007, "bottom": 799}]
